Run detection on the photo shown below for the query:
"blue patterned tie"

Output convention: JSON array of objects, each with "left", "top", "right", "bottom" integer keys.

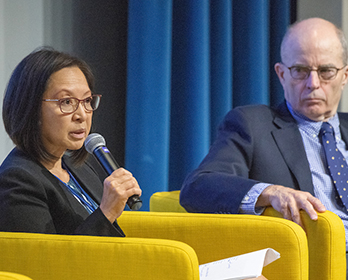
[{"left": 320, "top": 122, "right": 348, "bottom": 211}]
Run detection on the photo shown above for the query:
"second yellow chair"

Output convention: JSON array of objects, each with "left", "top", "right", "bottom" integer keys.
[{"left": 150, "top": 190, "right": 346, "bottom": 280}]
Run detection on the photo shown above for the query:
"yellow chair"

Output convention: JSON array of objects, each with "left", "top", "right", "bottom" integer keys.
[
  {"left": 150, "top": 190, "right": 346, "bottom": 280},
  {"left": 0, "top": 231, "right": 199, "bottom": 280},
  {"left": 0, "top": 210, "right": 308, "bottom": 280},
  {"left": 0, "top": 272, "right": 32, "bottom": 280},
  {"left": 119, "top": 211, "right": 308, "bottom": 280}
]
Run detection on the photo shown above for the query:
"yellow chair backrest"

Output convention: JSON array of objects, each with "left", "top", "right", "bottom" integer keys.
[{"left": 150, "top": 190, "right": 186, "bottom": 212}]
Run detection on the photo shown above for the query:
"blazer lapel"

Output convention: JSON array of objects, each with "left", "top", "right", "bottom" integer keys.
[
  {"left": 271, "top": 103, "right": 315, "bottom": 195},
  {"left": 339, "top": 113, "right": 348, "bottom": 145},
  {"left": 40, "top": 165, "right": 91, "bottom": 218},
  {"left": 63, "top": 157, "right": 104, "bottom": 204}
]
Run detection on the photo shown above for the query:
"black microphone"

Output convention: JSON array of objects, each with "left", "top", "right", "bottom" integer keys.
[{"left": 84, "top": 133, "right": 142, "bottom": 211}]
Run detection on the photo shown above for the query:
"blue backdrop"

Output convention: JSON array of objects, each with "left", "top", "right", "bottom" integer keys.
[{"left": 126, "top": 0, "right": 291, "bottom": 210}]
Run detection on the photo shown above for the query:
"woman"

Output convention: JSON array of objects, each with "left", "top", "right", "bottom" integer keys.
[
  {"left": 0, "top": 48, "right": 267, "bottom": 280},
  {"left": 0, "top": 47, "right": 141, "bottom": 236}
]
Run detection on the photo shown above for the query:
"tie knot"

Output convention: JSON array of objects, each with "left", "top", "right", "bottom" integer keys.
[{"left": 320, "top": 122, "right": 334, "bottom": 136}]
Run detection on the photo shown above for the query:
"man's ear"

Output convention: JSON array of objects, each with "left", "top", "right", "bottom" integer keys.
[
  {"left": 274, "top": 63, "right": 286, "bottom": 86},
  {"left": 341, "top": 65, "right": 348, "bottom": 89}
]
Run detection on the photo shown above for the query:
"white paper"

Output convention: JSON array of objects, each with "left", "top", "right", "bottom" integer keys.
[{"left": 199, "top": 248, "right": 280, "bottom": 280}]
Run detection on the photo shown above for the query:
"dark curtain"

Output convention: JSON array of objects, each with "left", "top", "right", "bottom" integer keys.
[
  {"left": 71, "top": 1, "right": 128, "bottom": 165},
  {"left": 125, "top": 0, "right": 294, "bottom": 210}
]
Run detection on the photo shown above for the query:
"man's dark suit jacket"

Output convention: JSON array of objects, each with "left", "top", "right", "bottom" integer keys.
[
  {"left": 0, "top": 148, "right": 124, "bottom": 237},
  {"left": 180, "top": 101, "right": 348, "bottom": 214}
]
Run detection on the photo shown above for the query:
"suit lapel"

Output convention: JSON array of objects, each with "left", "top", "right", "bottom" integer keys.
[
  {"left": 339, "top": 113, "right": 348, "bottom": 145},
  {"left": 271, "top": 103, "right": 315, "bottom": 195},
  {"left": 39, "top": 164, "right": 91, "bottom": 218},
  {"left": 63, "top": 157, "right": 103, "bottom": 204},
  {"left": 57, "top": 179, "right": 91, "bottom": 217}
]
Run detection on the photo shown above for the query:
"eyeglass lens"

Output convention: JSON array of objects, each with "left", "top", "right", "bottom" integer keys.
[
  {"left": 60, "top": 95, "right": 100, "bottom": 113},
  {"left": 290, "top": 66, "right": 339, "bottom": 80}
]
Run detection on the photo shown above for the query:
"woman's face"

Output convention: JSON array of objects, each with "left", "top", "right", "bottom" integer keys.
[{"left": 41, "top": 67, "right": 93, "bottom": 159}]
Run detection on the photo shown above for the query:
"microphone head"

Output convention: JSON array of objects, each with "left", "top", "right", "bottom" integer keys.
[{"left": 84, "top": 133, "right": 106, "bottom": 154}]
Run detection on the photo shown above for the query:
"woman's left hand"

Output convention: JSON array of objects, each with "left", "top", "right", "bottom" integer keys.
[{"left": 99, "top": 168, "right": 142, "bottom": 222}]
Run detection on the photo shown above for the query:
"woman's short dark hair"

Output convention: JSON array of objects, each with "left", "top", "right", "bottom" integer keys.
[{"left": 3, "top": 47, "right": 95, "bottom": 165}]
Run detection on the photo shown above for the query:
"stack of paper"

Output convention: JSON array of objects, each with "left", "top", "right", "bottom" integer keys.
[{"left": 199, "top": 248, "right": 280, "bottom": 280}]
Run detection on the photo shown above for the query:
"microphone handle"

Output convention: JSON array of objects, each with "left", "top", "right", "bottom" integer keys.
[
  {"left": 94, "top": 146, "right": 142, "bottom": 210},
  {"left": 94, "top": 146, "right": 119, "bottom": 173}
]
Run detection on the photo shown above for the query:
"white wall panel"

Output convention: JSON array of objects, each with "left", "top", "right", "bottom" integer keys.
[
  {"left": 0, "top": 0, "right": 73, "bottom": 163},
  {"left": 0, "top": 0, "right": 46, "bottom": 162}
]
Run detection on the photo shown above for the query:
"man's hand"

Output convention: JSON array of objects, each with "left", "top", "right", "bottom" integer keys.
[{"left": 256, "top": 185, "right": 326, "bottom": 228}]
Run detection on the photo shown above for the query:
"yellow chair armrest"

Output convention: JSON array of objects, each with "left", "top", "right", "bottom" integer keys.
[
  {"left": 0, "top": 272, "right": 32, "bottom": 280},
  {"left": 263, "top": 207, "right": 346, "bottom": 280},
  {"left": 0, "top": 232, "right": 199, "bottom": 280},
  {"left": 119, "top": 211, "right": 308, "bottom": 280},
  {"left": 151, "top": 190, "right": 347, "bottom": 280}
]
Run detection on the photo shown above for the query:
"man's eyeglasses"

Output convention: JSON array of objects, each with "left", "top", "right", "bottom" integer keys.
[
  {"left": 42, "top": 94, "right": 102, "bottom": 114},
  {"left": 283, "top": 64, "right": 346, "bottom": 81}
]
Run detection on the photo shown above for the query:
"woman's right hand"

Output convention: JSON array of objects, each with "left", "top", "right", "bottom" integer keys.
[{"left": 99, "top": 168, "right": 142, "bottom": 223}]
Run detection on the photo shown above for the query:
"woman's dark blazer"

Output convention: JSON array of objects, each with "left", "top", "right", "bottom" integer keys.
[{"left": 0, "top": 147, "right": 124, "bottom": 237}]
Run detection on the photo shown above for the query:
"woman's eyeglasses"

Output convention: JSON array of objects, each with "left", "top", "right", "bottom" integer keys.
[{"left": 42, "top": 94, "right": 102, "bottom": 114}]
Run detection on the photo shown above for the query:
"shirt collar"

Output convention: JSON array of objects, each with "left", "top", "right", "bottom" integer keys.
[{"left": 286, "top": 100, "right": 341, "bottom": 137}]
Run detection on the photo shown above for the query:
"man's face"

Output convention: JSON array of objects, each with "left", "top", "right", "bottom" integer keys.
[{"left": 275, "top": 22, "right": 348, "bottom": 121}]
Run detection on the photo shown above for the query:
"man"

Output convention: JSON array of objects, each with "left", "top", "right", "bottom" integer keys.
[{"left": 180, "top": 17, "right": 348, "bottom": 274}]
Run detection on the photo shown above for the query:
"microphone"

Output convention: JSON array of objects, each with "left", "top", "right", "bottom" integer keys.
[{"left": 84, "top": 133, "right": 142, "bottom": 211}]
